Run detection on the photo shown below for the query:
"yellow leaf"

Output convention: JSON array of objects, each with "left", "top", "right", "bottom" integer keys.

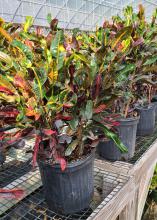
[
  {"left": 0, "top": 27, "right": 12, "bottom": 42},
  {"left": 59, "top": 45, "right": 65, "bottom": 52},
  {"left": 48, "top": 70, "right": 58, "bottom": 83},
  {"left": 111, "top": 27, "right": 132, "bottom": 50},
  {"left": 0, "top": 93, "right": 17, "bottom": 103},
  {"left": 0, "top": 17, "right": 5, "bottom": 26}
]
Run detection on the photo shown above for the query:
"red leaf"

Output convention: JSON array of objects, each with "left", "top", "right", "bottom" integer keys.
[
  {"left": 63, "top": 103, "right": 73, "bottom": 108},
  {"left": 94, "top": 104, "right": 106, "bottom": 113},
  {"left": 95, "top": 74, "right": 101, "bottom": 98},
  {"left": 111, "top": 121, "right": 120, "bottom": 126},
  {"left": 50, "top": 18, "right": 58, "bottom": 31},
  {"left": 7, "top": 128, "right": 34, "bottom": 145},
  {"left": 32, "top": 135, "right": 41, "bottom": 167},
  {"left": 0, "top": 110, "right": 19, "bottom": 118},
  {"left": 71, "top": 36, "right": 79, "bottom": 50},
  {"left": 24, "top": 39, "right": 34, "bottom": 49},
  {"left": 0, "top": 132, "right": 5, "bottom": 141},
  {"left": 14, "top": 75, "right": 29, "bottom": 91},
  {"left": 56, "top": 114, "right": 72, "bottom": 121},
  {"left": 0, "top": 188, "right": 25, "bottom": 199},
  {"left": 36, "top": 26, "right": 43, "bottom": 36},
  {"left": 57, "top": 157, "right": 67, "bottom": 171},
  {"left": 0, "top": 86, "right": 14, "bottom": 95},
  {"left": 43, "top": 129, "right": 57, "bottom": 136}
]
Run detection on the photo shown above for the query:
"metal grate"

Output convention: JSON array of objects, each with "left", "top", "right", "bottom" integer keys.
[
  {"left": 128, "top": 122, "right": 157, "bottom": 164},
  {"left": 96, "top": 123, "right": 157, "bottom": 165},
  {"left": 0, "top": 161, "right": 129, "bottom": 220},
  {"left": 0, "top": 139, "right": 34, "bottom": 188}
]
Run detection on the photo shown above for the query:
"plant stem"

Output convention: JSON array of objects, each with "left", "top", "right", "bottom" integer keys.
[
  {"left": 78, "top": 123, "right": 84, "bottom": 157},
  {"left": 124, "top": 99, "right": 131, "bottom": 118}
]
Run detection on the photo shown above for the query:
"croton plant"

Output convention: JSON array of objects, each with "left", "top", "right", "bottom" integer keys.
[
  {"left": 1, "top": 5, "right": 157, "bottom": 169},
  {"left": 0, "top": 16, "right": 127, "bottom": 169}
]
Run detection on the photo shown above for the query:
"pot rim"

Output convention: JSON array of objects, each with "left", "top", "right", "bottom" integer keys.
[
  {"left": 117, "top": 116, "right": 140, "bottom": 122},
  {"left": 38, "top": 149, "right": 95, "bottom": 169},
  {"left": 136, "top": 103, "right": 155, "bottom": 111}
]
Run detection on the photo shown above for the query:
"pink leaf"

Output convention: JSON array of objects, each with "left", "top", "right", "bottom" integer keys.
[
  {"left": 57, "top": 157, "right": 67, "bottom": 171},
  {"left": 0, "top": 132, "right": 5, "bottom": 141},
  {"left": 94, "top": 104, "right": 106, "bottom": 113},
  {"left": 133, "top": 38, "right": 144, "bottom": 47},
  {"left": 0, "top": 188, "right": 25, "bottom": 199},
  {"left": 111, "top": 121, "right": 120, "bottom": 126},
  {"left": 0, "top": 86, "right": 14, "bottom": 95},
  {"left": 32, "top": 135, "right": 41, "bottom": 167},
  {"left": 43, "top": 129, "right": 57, "bottom": 136}
]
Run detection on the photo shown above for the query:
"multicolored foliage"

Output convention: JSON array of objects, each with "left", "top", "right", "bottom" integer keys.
[{"left": 1, "top": 5, "right": 157, "bottom": 170}]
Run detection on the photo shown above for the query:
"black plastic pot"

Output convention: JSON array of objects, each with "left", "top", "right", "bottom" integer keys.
[
  {"left": 97, "top": 117, "right": 139, "bottom": 161},
  {"left": 38, "top": 152, "right": 94, "bottom": 215},
  {"left": 152, "top": 102, "right": 157, "bottom": 120},
  {"left": 137, "top": 104, "right": 155, "bottom": 136}
]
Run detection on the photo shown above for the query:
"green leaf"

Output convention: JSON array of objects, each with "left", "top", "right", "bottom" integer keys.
[
  {"left": 65, "top": 139, "right": 79, "bottom": 156},
  {"left": 50, "top": 30, "right": 64, "bottom": 58},
  {"left": 143, "top": 56, "right": 157, "bottom": 66},
  {"left": 59, "top": 90, "right": 68, "bottom": 103},
  {"left": 90, "top": 56, "right": 98, "bottom": 82},
  {"left": 16, "top": 110, "right": 24, "bottom": 121},
  {"left": 81, "top": 100, "right": 93, "bottom": 120},
  {"left": 47, "top": 13, "right": 52, "bottom": 24},
  {"left": 97, "top": 124, "right": 127, "bottom": 153},
  {"left": 32, "top": 67, "right": 47, "bottom": 100},
  {"left": 23, "top": 16, "right": 33, "bottom": 32},
  {"left": 0, "top": 74, "right": 17, "bottom": 94},
  {"left": 57, "top": 52, "right": 64, "bottom": 70},
  {"left": 12, "top": 39, "right": 33, "bottom": 61},
  {"left": 71, "top": 93, "right": 77, "bottom": 104},
  {"left": 74, "top": 53, "right": 89, "bottom": 65},
  {"left": 116, "top": 64, "right": 135, "bottom": 84},
  {"left": 68, "top": 118, "right": 79, "bottom": 130}
]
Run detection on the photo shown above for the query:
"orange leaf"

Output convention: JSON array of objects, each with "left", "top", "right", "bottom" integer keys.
[{"left": 0, "top": 27, "right": 12, "bottom": 42}]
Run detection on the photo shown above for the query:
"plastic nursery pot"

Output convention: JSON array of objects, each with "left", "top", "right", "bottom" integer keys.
[
  {"left": 137, "top": 104, "right": 155, "bottom": 136},
  {"left": 151, "top": 96, "right": 157, "bottom": 120},
  {"left": 152, "top": 102, "right": 157, "bottom": 120},
  {"left": 97, "top": 117, "right": 139, "bottom": 161},
  {"left": 38, "top": 152, "right": 94, "bottom": 215}
]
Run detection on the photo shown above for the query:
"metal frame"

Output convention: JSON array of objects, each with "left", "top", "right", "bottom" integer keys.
[{"left": 0, "top": 0, "right": 156, "bottom": 31}]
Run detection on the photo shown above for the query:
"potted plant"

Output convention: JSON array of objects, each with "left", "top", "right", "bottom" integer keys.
[
  {"left": 92, "top": 9, "right": 141, "bottom": 161},
  {"left": 0, "top": 17, "right": 126, "bottom": 214},
  {"left": 134, "top": 7, "right": 157, "bottom": 135},
  {"left": 97, "top": 4, "right": 157, "bottom": 160}
]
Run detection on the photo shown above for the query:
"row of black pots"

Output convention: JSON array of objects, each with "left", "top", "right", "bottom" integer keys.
[
  {"left": 36, "top": 102, "right": 157, "bottom": 215},
  {"left": 2, "top": 103, "right": 157, "bottom": 215},
  {"left": 98, "top": 103, "right": 156, "bottom": 161}
]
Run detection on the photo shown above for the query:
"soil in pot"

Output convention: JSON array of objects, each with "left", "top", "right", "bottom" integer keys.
[
  {"left": 137, "top": 104, "right": 155, "bottom": 136},
  {"left": 38, "top": 152, "right": 94, "bottom": 215},
  {"left": 97, "top": 117, "right": 139, "bottom": 161}
]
